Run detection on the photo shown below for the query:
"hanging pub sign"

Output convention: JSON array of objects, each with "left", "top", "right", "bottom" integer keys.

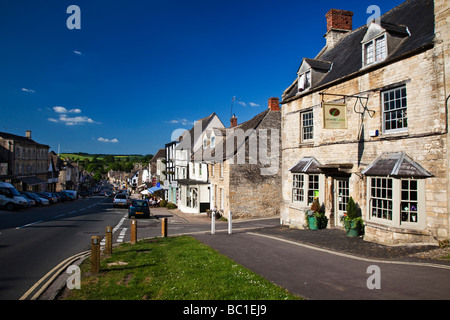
[{"left": 322, "top": 102, "right": 348, "bottom": 129}]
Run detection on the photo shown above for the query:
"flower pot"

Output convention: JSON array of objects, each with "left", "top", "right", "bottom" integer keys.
[
  {"left": 308, "top": 216, "right": 318, "bottom": 230},
  {"left": 346, "top": 220, "right": 359, "bottom": 237}
]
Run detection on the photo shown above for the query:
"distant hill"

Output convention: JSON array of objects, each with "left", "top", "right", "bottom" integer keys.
[{"left": 59, "top": 153, "right": 151, "bottom": 162}]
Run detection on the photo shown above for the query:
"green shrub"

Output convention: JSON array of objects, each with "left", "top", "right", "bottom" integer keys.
[
  {"left": 159, "top": 199, "right": 167, "bottom": 207},
  {"left": 166, "top": 202, "right": 177, "bottom": 209}
]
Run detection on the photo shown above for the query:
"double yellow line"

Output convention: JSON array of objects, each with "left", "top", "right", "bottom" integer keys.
[{"left": 19, "top": 250, "right": 91, "bottom": 300}]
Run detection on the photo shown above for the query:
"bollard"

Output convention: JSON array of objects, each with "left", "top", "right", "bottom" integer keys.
[
  {"left": 211, "top": 211, "right": 215, "bottom": 235},
  {"left": 131, "top": 219, "right": 137, "bottom": 244},
  {"left": 91, "top": 236, "right": 100, "bottom": 273},
  {"left": 228, "top": 211, "right": 232, "bottom": 234},
  {"left": 161, "top": 217, "right": 168, "bottom": 237},
  {"left": 105, "top": 226, "right": 112, "bottom": 254}
]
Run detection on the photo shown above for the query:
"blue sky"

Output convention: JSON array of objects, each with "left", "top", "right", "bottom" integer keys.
[{"left": 0, "top": 0, "right": 404, "bottom": 155}]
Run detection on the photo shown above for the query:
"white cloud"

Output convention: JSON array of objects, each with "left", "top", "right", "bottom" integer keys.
[
  {"left": 21, "top": 88, "right": 35, "bottom": 93},
  {"left": 48, "top": 106, "right": 98, "bottom": 126},
  {"left": 249, "top": 102, "right": 260, "bottom": 107},
  {"left": 168, "top": 118, "right": 194, "bottom": 126},
  {"left": 73, "top": 50, "right": 83, "bottom": 55},
  {"left": 53, "top": 106, "right": 82, "bottom": 114},
  {"left": 98, "top": 137, "right": 119, "bottom": 143}
]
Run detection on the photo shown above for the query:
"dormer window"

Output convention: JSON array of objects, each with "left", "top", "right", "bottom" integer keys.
[
  {"left": 296, "top": 58, "right": 332, "bottom": 95},
  {"left": 298, "top": 71, "right": 311, "bottom": 92},
  {"left": 210, "top": 136, "right": 215, "bottom": 148},
  {"left": 363, "top": 34, "right": 387, "bottom": 66},
  {"left": 361, "top": 21, "right": 410, "bottom": 68}
]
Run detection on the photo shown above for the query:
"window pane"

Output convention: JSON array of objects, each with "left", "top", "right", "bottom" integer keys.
[{"left": 383, "top": 86, "right": 407, "bottom": 132}]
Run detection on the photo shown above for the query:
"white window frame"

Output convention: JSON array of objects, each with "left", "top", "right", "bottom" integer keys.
[
  {"left": 301, "top": 110, "right": 314, "bottom": 142},
  {"left": 382, "top": 86, "right": 408, "bottom": 133},
  {"left": 298, "top": 70, "right": 311, "bottom": 92},
  {"left": 363, "top": 34, "right": 387, "bottom": 67},
  {"left": 291, "top": 173, "right": 324, "bottom": 206},
  {"left": 366, "top": 176, "right": 425, "bottom": 229}
]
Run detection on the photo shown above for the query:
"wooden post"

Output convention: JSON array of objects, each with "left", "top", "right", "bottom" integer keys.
[
  {"left": 131, "top": 219, "right": 137, "bottom": 244},
  {"left": 91, "top": 236, "right": 100, "bottom": 273},
  {"left": 105, "top": 226, "right": 112, "bottom": 254},
  {"left": 161, "top": 217, "right": 168, "bottom": 237}
]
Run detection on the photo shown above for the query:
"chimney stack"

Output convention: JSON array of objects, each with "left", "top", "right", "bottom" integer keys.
[
  {"left": 324, "top": 9, "right": 353, "bottom": 49},
  {"left": 25, "top": 130, "right": 32, "bottom": 139},
  {"left": 230, "top": 114, "right": 237, "bottom": 127},
  {"left": 268, "top": 97, "right": 280, "bottom": 111}
]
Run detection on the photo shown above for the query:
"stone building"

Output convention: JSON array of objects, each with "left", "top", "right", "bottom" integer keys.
[
  {"left": 199, "top": 98, "right": 281, "bottom": 219},
  {"left": 280, "top": 0, "right": 449, "bottom": 245},
  {"left": 0, "top": 130, "right": 49, "bottom": 192},
  {"left": 176, "top": 113, "right": 225, "bottom": 213}
]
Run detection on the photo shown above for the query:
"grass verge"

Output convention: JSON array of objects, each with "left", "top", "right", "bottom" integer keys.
[{"left": 62, "top": 236, "right": 301, "bottom": 300}]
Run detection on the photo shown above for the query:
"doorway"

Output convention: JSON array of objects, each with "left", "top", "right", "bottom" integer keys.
[{"left": 334, "top": 178, "right": 349, "bottom": 227}]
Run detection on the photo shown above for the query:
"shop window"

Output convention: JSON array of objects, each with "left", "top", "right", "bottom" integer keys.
[{"left": 292, "top": 173, "right": 321, "bottom": 205}]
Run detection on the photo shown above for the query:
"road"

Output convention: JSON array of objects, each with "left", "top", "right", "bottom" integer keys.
[{"left": 0, "top": 196, "right": 123, "bottom": 300}]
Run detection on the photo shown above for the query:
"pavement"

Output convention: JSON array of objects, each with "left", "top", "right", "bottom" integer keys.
[{"left": 37, "top": 205, "right": 450, "bottom": 300}]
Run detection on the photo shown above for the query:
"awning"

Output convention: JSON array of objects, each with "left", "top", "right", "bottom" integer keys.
[
  {"left": 361, "top": 152, "right": 433, "bottom": 178},
  {"left": 148, "top": 186, "right": 163, "bottom": 193},
  {"left": 17, "top": 176, "right": 47, "bottom": 186},
  {"left": 140, "top": 190, "right": 150, "bottom": 195},
  {"left": 289, "top": 157, "right": 322, "bottom": 173}
]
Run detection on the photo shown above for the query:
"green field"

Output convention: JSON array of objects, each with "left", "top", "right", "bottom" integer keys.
[{"left": 59, "top": 153, "right": 146, "bottom": 161}]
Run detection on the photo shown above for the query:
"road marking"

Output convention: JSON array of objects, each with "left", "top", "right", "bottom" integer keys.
[
  {"left": 16, "top": 220, "right": 43, "bottom": 229},
  {"left": 117, "top": 228, "right": 127, "bottom": 243}
]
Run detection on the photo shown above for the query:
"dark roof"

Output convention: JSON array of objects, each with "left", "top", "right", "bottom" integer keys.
[
  {"left": 197, "top": 108, "right": 282, "bottom": 162},
  {"left": 0, "top": 131, "right": 49, "bottom": 148},
  {"left": 176, "top": 113, "right": 219, "bottom": 151},
  {"left": 361, "top": 152, "right": 433, "bottom": 178},
  {"left": 282, "top": 0, "right": 435, "bottom": 102},
  {"left": 289, "top": 157, "right": 322, "bottom": 173},
  {"left": 150, "top": 149, "right": 165, "bottom": 163}
]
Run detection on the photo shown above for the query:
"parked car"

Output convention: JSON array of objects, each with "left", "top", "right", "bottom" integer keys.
[
  {"left": 0, "top": 182, "right": 29, "bottom": 210},
  {"left": 50, "top": 192, "right": 61, "bottom": 202},
  {"left": 113, "top": 193, "right": 129, "bottom": 208},
  {"left": 19, "top": 192, "right": 36, "bottom": 207},
  {"left": 37, "top": 192, "right": 57, "bottom": 204},
  {"left": 57, "top": 191, "right": 73, "bottom": 201},
  {"left": 64, "top": 190, "right": 77, "bottom": 199},
  {"left": 128, "top": 199, "right": 150, "bottom": 218},
  {"left": 27, "top": 192, "right": 50, "bottom": 206},
  {"left": 60, "top": 191, "right": 75, "bottom": 200}
]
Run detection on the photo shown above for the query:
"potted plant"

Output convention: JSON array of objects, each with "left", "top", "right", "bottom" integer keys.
[
  {"left": 341, "top": 197, "right": 364, "bottom": 237},
  {"left": 305, "top": 198, "right": 328, "bottom": 230}
]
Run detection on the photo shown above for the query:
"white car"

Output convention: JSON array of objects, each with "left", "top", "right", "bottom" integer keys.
[
  {"left": 0, "top": 182, "right": 29, "bottom": 210},
  {"left": 113, "top": 193, "right": 129, "bottom": 208}
]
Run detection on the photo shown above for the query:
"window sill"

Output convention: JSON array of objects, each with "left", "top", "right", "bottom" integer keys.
[
  {"left": 379, "top": 130, "right": 408, "bottom": 140},
  {"left": 299, "top": 141, "right": 314, "bottom": 147}
]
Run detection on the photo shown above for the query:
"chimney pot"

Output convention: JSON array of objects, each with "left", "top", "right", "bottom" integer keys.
[
  {"left": 230, "top": 114, "right": 237, "bottom": 127},
  {"left": 326, "top": 9, "right": 353, "bottom": 32},
  {"left": 25, "top": 130, "right": 32, "bottom": 139},
  {"left": 324, "top": 9, "right": 353, "bottom": 49},
  {"left": 268, "top": 97, "right": 280, "bottom": 111}
]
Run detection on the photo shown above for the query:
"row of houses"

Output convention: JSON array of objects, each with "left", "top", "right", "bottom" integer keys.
[
  {"left": 147, "top": 0, "right": 449, "bottom": 246},
  {"left": 0, "top": 130, "right": 90, "bottom": 193}
]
